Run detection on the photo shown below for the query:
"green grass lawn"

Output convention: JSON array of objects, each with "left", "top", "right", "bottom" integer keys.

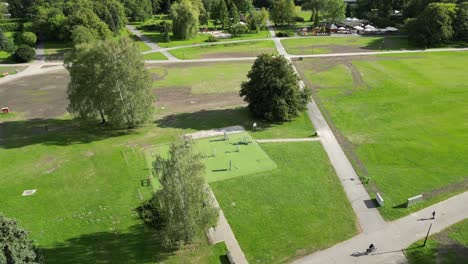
[
  {"left": 150, "top": 61, "right": 252, "bottom": 94},
  {"left": 282, "top": 36, "right": 413, "bottom": 55},
  {"left": 147, "top": 132, "right": 277, "bottom": 187},
  {"left": 44, "top": 41, "right": 73, "bottom": 61},
  {"left": 168, "top": 40, "right": 278, "bottom": 59},
  {"left": 210, "top": 142, "right": 358, "bottom": 263},
  {"left": 297, "top": 51, "right": 468, "bottom": 220},
  {"left": 143, "top": 52, "right": 168, "bottom": 60},
  {"left": 156, "top": 107, "right": 315, "bottom": 139},
  {"left": 406, "top": 219, "right": 468, "bottom": 264}
]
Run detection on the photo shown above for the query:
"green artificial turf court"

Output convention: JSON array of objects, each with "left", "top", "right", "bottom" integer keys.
[{"left": 147, "top": 132, "right": 277, "bottom": 187}]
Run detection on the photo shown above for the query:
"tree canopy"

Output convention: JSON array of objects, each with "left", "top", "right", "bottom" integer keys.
[
  {"left": 240, "top": 54, "right": 311, "bottom": 122},
  {"left": 65, "top": 37, "right": 154, "bottom": 128},
  {"left": 0, "top": 213, "right": 43, "bottom": 264},
  {"left": 270, "top": 0, "right": 296, "bottom": 26},
  {"left": 151, "top": 136, "right": 218, "bottom": 246},
  {"left": 171, "top": 0, "right": 201, "bottom": 39}
]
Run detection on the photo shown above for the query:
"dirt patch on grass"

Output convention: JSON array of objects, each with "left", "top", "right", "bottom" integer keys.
[
  {"left": 155, "top": 87, "right": 245, "bottom": 115},
  {"left": 423, "top": 177, "right": 468, "bottom": 200},
  {"left": 0, "top": 70, "right": 69, "bottom": 119}
]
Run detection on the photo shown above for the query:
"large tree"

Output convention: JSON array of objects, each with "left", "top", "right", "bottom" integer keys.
[
  {"left": 170, "top": 0, "right": 200, "bottom": 39},
  {"left": 270, "top": 0, "right": 296, "bottom": 26},
  {"left": 6, "top": 0, "right": 37, "bottom": 18},
  {"left": 302, "top": 0, "right": 345, "bottom": 26},
  {"left": 454, "top": 2, "right": 468, "bottom": 41},
  {"left": 240, "top": 54, "right": 311, "bottom": 121},
  {"left": 152, "top": 136, "right": 218, "bottom": 246},
  {"left": 65, "top": 37, "right": 154, "bottom": 128},
  {"left": 0, "top": 213, "right": 43, "bottom": 264},
  {"left": 120, "top": 0, "right": 154, "bottom": 21},
  {"left": 246, "top": 8, "right": 268, "bottom": 32},
  {"left": 407, "top": 3, "right": 457, "bottom": 46}
]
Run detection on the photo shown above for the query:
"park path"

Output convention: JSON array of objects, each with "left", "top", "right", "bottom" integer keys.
[
  {"left": 292, "top": 191, "right": 468, "bottom": 264},
  {"left": 125, "top": 25, "right": 178, "bottom": 61},
  {"left": 256, "top": 138, "right": 320, "bottom": 143}
]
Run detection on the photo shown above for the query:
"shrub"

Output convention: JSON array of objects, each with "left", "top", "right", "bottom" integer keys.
[
  {"left": 17, "top": 31, "right": 37, "bottom": 47},
  {"left": 0, "top": 22, "right": 20, "bottom": 32},
  {"left": 228, "top": 23, "right": 249, "bottom": 37},
  {"left": 276, "top": 31, "right": 291, "bottom": 37},
  {"left": 137, "top": 22, "right": 162, "bottom": 31},
  {"left": 294, "top": 16, "right": 305, "bottom": 23},
  {"left": 206, "top": 35, "right": 219, "bottom": 42},
  {"left": 13, "top": 44, "right": 35, "bottom": 62}
]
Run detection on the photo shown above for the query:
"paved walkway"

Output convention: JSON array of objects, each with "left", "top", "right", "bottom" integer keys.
[
  {"left": 126, "top": 25, "right": 178, "bottom": 61},
  {"left": 292, "top": 191, "right": 468, "bottom": 264},
  {"left": 256, "top": 138, "right": 320, "bottom": 143}
]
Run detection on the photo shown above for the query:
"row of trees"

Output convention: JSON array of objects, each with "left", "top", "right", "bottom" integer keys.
[{"left": 407, "top": 2, "right": 468, "bottom": 46}]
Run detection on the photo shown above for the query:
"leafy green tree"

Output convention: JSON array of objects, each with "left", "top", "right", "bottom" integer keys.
[
  {"left": 322, "top": 0, "right": 346, "bottom": 23},
  {"left": 152, "top": 136, "right": 218, "bottom": 247},
  {"left": 71, "top": 25, "right": 100, "bottom": 45},
  {"left": 121, "top": 0, "right": 154, "bottom": 21},
  {"left": 407, "top": 3, "right": 456, "bottom": 46},
  {"left": 66, "top": 3, "right": 113, "bottom": 40},
  {"left": 215, "top": 0, "right": 229, "bottom": 29},
  {"left": 92, "top": 0, "right": 128, "bottom": 33},
  {"left": 6, "top": 0, "right": 37, "bottom": 18},
  {"left": 228, "top": 1, "right": 240, "bottom": 26},
  {"left": 160, "top": 20, "right": 172, "bottom": 42},
  {"left": 0, "top": 213, "right": 43, "bottom": 264},
  {"left": 246, "top": 8, "right": 268, "bottom": 32},
  {"left": 171, "top": 0, "right": 200, "bottom": 39},
  {"left": 240, "top": 54, "right": 311, "bottom": 121},
  {"left": 229, "top": 22, "right": 248, "bottom": 36},
  {"left": 454, "top": 2, "right": 468, "bottom": 41},
  {"left": 301, "top": 0, "right": 326, "bottom": 27},
  {"left": 232, "top": 0, "right": 253, "bottom": 12},
  {"left": 270, "top": 0, "right": 296, "bottom": 26},
  {"left": 17, "top": 31, "right": 37, "bottom": 47},
  {"left": 13, "top": 44, "right": 35, "bottom": 62},
  {"left": 65, "top": 37, "right": 154, "bottom": 128}
]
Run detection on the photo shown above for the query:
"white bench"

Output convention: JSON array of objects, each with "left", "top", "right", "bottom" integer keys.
[
  {"left": 376, "top": 192, "right": 384, "bottom": 207},
  {"left": 407, "top": 194, "right": 423, "bottom": 207}
]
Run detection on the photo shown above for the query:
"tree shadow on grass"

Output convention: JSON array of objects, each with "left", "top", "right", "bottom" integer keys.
[
  {"left": 155, "top": 107, "right": 275, "bottom": 132},
  {"left": 0, "top": 118, "right": 136, "bottom": 149},
  {"left": 41, "top": 224, "right": 173, "bottom": 264}
]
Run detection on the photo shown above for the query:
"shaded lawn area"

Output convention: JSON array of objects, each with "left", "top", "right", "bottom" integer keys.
[
  {"left": 168, "top": 40, "right": 278, "bottom": 59},
  {"left": 44, "top": 40, "right": 73, "bottom": 60},
  {"left": 296, "top": 52, "right": 468, "bottom": 220},
  {"left": 210, "top": 142, "right": 358, "bottom": 263},
  {"left": 282, "top": 36, "right": 414, "bottom": 55},
  {"left": 149, "top": 61, "right": 252, "bottom": 94},
  {"left": 129, "top": 34, "right": 152, "bottom": 52},
  {"left": 143, "top": 52, "right": 168, "bottom": 60},
  {"left": 156, "top": 107, "right": 315, "bottom": 139},
  {"left": 0, "top": 118, "right": 228, "bottom": 263},
  {"left": 406, "top": 219, "right": 468, "bottom": 264},
  {"left": 0, "top": 66, "right": 27, "bottom": 76}
]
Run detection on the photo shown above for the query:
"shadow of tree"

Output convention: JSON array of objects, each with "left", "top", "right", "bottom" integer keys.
[
  {"left": 156, "top": 107, "right": 275, "bottom": 132},
  {"left": 41, "top": 224, "right": 172, "bottom": 264},
  {"left": 0, "top": 118, "right": 136, "bottom": 149}
]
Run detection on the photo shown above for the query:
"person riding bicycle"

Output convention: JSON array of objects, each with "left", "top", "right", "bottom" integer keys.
[{"left": 366, "top": 244, "right": 375, "bottom": 254}]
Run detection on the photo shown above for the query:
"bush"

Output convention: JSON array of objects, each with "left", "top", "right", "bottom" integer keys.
[
  {"left": 206, "top": 35, "right": 219, "bottom": 42},
  {"left": 276, "top": 31, "right": 291, "bottom": 37},
  {"left": 17, "top": 31, "right": 37, "bottom": 47},
  {"left": 0, "top": 22, "right": 20, "bottom": 32},
  {"left": 137, "top": 22, "right": 162, "bottom": 31},
  {"left": 13, "top": 45, "right": 35, "bottom": 62},
  {"left": 294, "top": 16, "right": 305, "bottom": 23},
  {"left": 228, "top": 23, "right": 249, "bottom": 37}
]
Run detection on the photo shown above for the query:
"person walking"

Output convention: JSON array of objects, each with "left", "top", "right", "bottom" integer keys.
[{"left": 432, "top": 211, "right": 436, "bottom": 219}]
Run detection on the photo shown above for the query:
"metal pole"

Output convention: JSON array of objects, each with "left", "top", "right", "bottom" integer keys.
[{"left": 423, "top": 223, "right": 433, "bottom": 247}]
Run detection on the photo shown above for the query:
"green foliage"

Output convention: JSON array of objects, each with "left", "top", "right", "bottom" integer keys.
[
  {"left": 0, "top": 213, "right": 43, "bottom": 263},
  {"left": 228, "top": 1, "right": 240, "bottom": 27},
  {"left": 302, "top": 0, "right": 346, "bottom": 26},
  {"left": 150, "top": 136, "right": 218, "bottom": 247},
  {"left": 228, "top": 23, "right": 248, "bottom": 37},
  {"left": 13, "top": 44, "right": 35, "bottom": 62},
  {"left": 232, "top": 0, "right": 253, "bottom": 12},
  {"left": 206, "top": 34, "right": 219, "bottom": 42},
  {"left": 17, "top": 31, "right": 37, "bottom": 47},
  {"left": 270, "top": 0, "right": 296, "bottom": 26},
  {"left": 171, "top": 0, "right": 200, "bottom": 40},
  {"left": 71, "top": 25, "right": 99, "bottom": 45},
  {"left": 65, "top": 37, "right": 154, "bottom": 128},
  {"left": 0, "top": 21, "right": 20, "bottom": 31},
  {"left": 160, "top": 20, "right": 172, "bottom": 42},
  {"left": 0, "top": 28, "right": 15, "bottom": 53},
  {"left": 212, "top": 0, "right": 229, "bottom": 29},
  {"left": 92, "top": 0, "right": 128, "bottom": 34},
  {"left": 454, "top": 2, "right": 468, "bottom": 41},
  {"left": 121, "top": 0, "right": 154, "bottom": 21},
  {"left": 246, "top": 8, "right": 268, "bottom": 32},
  {"left": 407, "top": 3, "right": 457, "bottom": 46},
  {"left": 6, "top": 0, "right": 37, "bottom": 18},
  {"left": 240, "top": 54, "right": 311, "bottom": 121}
]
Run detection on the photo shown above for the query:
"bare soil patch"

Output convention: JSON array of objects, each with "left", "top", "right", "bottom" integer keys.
[
  {"left": 0, "top": 70, "right": 69, "bottom": 119},
  {"left": 155, "top": 87, "right": 245, "bottom": 115}
]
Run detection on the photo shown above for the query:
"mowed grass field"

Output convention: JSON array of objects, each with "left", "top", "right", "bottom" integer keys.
[
  {"left": 296, "top": 51, "right": 468, "bottom": 220},
  {"left": 406, "top": 219, "right": 468, "bottom": 264},
  {"left": 149, "top": 61, "right": 252, "bottom": 94},
  {"left": 282, "top": 36, "right": 413, "bottom": 55},
  {"left": 168, "top": 40, "right": 278, "bottom": 59},
  {"left": 210, "top": 142, "right": 357, "bottom": 263}
]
